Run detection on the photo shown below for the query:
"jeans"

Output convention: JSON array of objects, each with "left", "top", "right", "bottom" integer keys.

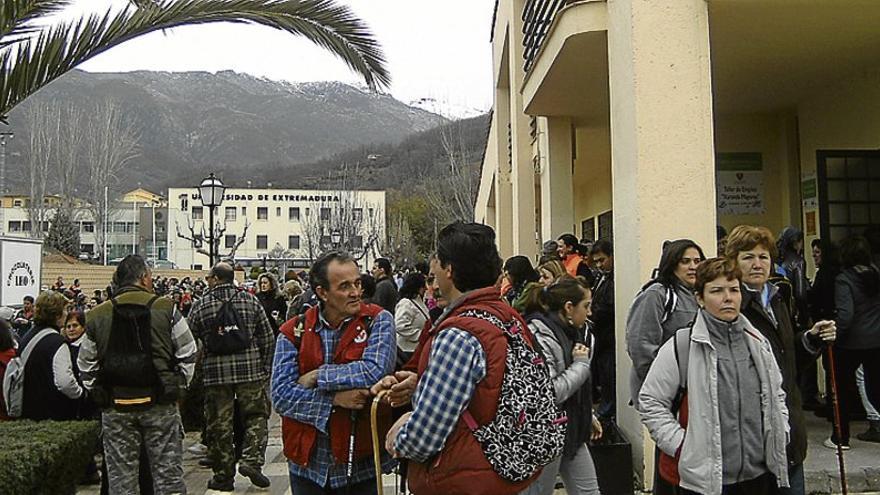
[
  {"left": 519, "top": 443, "right": 601, "bottom": 495},
  {"left": 857, "top": 365, "right": 880, "bottom": 421},
  {"left": 289, "top": 473, "right": 378, "bottom": 495}
]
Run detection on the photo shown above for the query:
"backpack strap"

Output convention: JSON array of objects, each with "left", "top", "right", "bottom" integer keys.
[
  {"left": 19, "top": 328, "right": 55, "bottom": 366},
  {"left": 670, "top": 327, "right": 692, "bottom": 415},
  {"left": 661, "top": 285, "right": 678, "bottom": 324}
]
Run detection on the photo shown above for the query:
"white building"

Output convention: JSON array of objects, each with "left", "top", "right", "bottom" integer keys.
[{"left": 167, "top": 187, "right": 386, "bottom": 271}]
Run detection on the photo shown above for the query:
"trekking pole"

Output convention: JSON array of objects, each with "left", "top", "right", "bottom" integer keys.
[
  {"left": 347, "top": 409, "right": 358, "bottom": 495},
  {"left": 372, "top": 390, "right": 389, "bottom": 495},
  {"left": 827, "top": 346, "right": 848, "bottom": 495}
]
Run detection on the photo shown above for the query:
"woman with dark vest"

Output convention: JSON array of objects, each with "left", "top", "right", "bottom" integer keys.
[
  {"left": 725, "top": 226, "right": 837, "bottom": 495},
  {"left": 20, "top": 290, "right": 86, "bottom": 421},
  {"left": 519, "top": 276, "right": 602, "bottom": 495},
  {"left": 257, "top": 272, "right": 287, "bottom": 338}
]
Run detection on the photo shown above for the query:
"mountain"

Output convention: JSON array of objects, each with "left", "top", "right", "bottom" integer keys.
[
  {"left": 3, "top": 69, "right": 445, "bottom": 193},
  {"left": 408, "top": 97, "right": 487, "bottom": 120}
]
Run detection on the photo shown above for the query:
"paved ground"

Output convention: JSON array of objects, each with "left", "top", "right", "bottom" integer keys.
[{"left": 78, "top": 410, "right": 880, "bottom": 494}]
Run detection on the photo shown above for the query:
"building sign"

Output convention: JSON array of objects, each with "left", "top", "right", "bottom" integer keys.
[
  {"left": 805, "top": 210, "right": 817, "bottom": 236},
  {"left": 716, "top": 152, "right": 764, "bottom": 215},
  {"left": 801, "top": 176, "right": 818, "bottom": 210},
  {"left": 190, "top": 193, "right": 341, "bottom": 203}
]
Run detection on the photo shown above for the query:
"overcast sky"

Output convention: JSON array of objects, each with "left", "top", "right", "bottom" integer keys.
[{"left": 60, "top": 0, "right": 496, "bottom": 114}]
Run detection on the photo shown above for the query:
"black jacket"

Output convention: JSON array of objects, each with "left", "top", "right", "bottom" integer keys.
[
  {"left": 740, "top": 283, "right": 814, "bottom": 466},
  {"left": 373, "top": 277, "right": 399, "bottom": 314},
  {"left": 834, "top": 265, "right": 880, "bottom": 350},
  {"left": 257, "top": 292, "right": 287, "bottom": 337},
  {"left": 808, "top": 264, "right": 839, "bottom": 323},
  {"left": 591, "top": 271, "right": 615, "bottom": 355},
  {"left": 20, "top": 327, "right": 86, "bottom": 421}
]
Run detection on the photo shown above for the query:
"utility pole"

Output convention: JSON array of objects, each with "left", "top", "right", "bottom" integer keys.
[
  {"left": 0, "top": 132, "right": 13, "bottom": 236},
  {"left": 103, "top": 186, "right": 108, "bottom": 265}
]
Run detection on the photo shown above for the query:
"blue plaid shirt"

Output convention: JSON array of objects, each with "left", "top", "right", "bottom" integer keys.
[
  {"left": 271, "top": 307, "right": 396, "bottom": 488},
  {"left": 394, "top": 327, "right": 487, "bottom": 462}
]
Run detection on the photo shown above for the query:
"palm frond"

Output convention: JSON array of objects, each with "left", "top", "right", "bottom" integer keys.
[
  {"left": 0, "top": 0, "right": 71, "bottom": 45},
  {"left": 0, "top": 0, "right": 390, "bottom": 119}
]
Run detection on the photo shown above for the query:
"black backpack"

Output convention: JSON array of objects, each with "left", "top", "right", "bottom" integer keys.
[
  {"left": 204, "top": 291, "right": 251, "bottom": 355},
  {"left": 102, "top": 295, "right": 162, "bottom": 409}
]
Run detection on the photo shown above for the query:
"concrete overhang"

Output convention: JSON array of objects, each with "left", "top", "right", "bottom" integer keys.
[
  {"left": 709, "top": 0, "right": 880, "bottom": 115},
  {"left": 521, "top": 1, "right": 609, "bottom": 126}
]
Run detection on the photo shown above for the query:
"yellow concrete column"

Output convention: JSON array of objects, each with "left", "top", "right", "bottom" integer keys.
[
  {"left": 494, "top": 86, "right": 514, "bottom": 259},
  {"left": 607, "top": 0, "right": 718, "bottom": 485},
  {"left": 539, "top": 117, "right": 574, "bottom": 241},
  {"left": 508, "top": 0, "right": 538, "bottom": 260}
]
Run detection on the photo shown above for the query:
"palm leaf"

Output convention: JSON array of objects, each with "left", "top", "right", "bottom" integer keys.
[
  {"left": 1, "top": 0, "right": 72, "bottom": 45},
  {"left": 0, "top": 0, "right": 390, "bottom": 120}
]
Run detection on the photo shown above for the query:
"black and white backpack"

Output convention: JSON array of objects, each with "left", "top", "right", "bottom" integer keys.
[{"left": 459, "top": 309, "right": 566, "bottom": 483}]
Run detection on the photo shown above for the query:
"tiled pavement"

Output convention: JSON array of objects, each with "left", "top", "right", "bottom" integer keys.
[{"left": 78, "top": 411, "right": 880, "bottom": 494}]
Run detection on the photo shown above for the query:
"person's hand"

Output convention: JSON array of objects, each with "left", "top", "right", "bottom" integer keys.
[
  {"left": 573, "top": 343, "right": 590, "bottom": 360},
  {"left": 332, "top": 389, "right": 371, "bottom": 410},
  {"left": 385, "top": 412, "right": 412, "bottom": 457},
  {"left": 810, "top": 320, "right": 837, "bottom": 342},
  {"left": 388, "top": 371, "right": 418, "bottom": 407},
  {"left": 591, "top": 415, "right": 603, "bottom": 441},
  {"left": 297, "top": 370, "right": 319, "bottom": 389},
  {"left": 370, "top": 375, "right": 398, "bottom": 397}
]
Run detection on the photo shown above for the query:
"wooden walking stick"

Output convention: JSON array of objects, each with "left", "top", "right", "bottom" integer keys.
[
  {"left": 827, "top": 346, "right": 848, "bottom": 495},
  {"left": 372, "top": 390, "right": 390, "bottom": 495}
]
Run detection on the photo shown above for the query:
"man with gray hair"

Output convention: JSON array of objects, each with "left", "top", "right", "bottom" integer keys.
[
  {"left": 187, "top": 262, "right": 275, "bottom": 491},
  {"left": 78, "top": 254, "right": 197, "bottom": 494}
]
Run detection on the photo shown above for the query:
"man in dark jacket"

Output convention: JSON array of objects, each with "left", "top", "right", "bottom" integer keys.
[
  {"left": 590, "top": 239, "right": 616, "bottom": 420},
  {"left": 371, "top": 257, "right": 399, "bottom": 313},
  {"left": 79, "top": 255, "right": 198, "bottom": 494},
  {"left": 188, "top": 262, "right": 275, "bottom": 491}
]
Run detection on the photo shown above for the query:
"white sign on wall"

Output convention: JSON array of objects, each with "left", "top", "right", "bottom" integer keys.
[
  {"left": 0, "top": 238, "right": 42, "bottom": 307},
  {"left": 716, "top": 152, "right": 765, "bottom": 215}
]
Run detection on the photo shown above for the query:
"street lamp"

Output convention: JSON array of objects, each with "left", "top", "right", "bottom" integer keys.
[
  {"left": 330, "top": 229, "right": 342, "bottom": 249},
  {"left": 198, "top": 173, "right": 226, "bottom": 268}
]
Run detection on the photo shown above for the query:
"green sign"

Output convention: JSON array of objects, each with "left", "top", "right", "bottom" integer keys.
[
  {"left": 802, "top": 178, "right": 817, "bottom": 200},
  {"left": 717, "top": 152, "right": 763, "bottom": 172}
]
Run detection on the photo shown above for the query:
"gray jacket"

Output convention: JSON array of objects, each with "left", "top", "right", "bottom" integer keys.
[
  {"left": 638, "top": 311, "right": 790, "bottom": 495},
  {"left": 626, "top": 281, "right": 699, "bottom": 409},
  {"left": 527, "top": 318, "right": 591, "bottom": 404}
]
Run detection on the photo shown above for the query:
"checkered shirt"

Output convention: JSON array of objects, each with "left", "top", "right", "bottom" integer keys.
[
  {"left": 271, "top": 307, "right": 397, "bottom": 488},
  {"left": 187, "top": 284, "right": 274, "bottom": 386},
  {"left": 394, "top": 327, "right": 487, "bottom": 463}
]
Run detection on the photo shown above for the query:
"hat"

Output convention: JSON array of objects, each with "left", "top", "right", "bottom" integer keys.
[{"left": 542, "top": 240, "right": 559, "bottom": 256}]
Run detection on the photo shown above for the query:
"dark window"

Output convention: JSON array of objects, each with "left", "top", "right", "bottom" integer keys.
[
  {"left": 288, "top": 235, "right": 300, "bottom": 250},
  {"left": 276, "top": 207, "right": 282, "bottom": 217},
  {"left": 8, "top": 221, "right": 20, "bottom": 232},
  {"left": 225, "top": 207, "right": 236, "bottom": 221},
  {"left": 81, "top": 222, "right": 95, "bottom": 233},
  {"left": 192, "top": 206, "right": 203, "bottom": 220},
  {"left": 289, "top": 207, "right": 300, "bottom": 222},
  {"left": 257, "top": 207, "right": 268, "bottom": 220},
  {"left": 257, "top": 235, "right": 268, "bottom": 250},
  {"left": 320, "top": 208, "right": 331, "bottom": 221},
  {"left": 225, "top": 235, "right": 236, "bottom": 248}
]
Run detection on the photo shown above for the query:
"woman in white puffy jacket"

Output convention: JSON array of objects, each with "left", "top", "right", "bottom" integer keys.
[{"left": 393, "top": 272, "right": 429, "bottom": 364}]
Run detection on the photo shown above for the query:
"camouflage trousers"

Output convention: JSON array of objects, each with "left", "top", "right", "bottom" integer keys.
[
  {"left": 204, "top": 380, "right": 270, "bottom": 479},
  {"left": 102, "top": 403, "right": 186, "bottom": 495}
]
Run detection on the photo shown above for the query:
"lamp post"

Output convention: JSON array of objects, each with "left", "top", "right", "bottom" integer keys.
[
  {"left": 331, "top": 229, "right": 342, "bottom": 250},
  {"left": 198, "top": 173, "right": 226, "bottom": 268}
]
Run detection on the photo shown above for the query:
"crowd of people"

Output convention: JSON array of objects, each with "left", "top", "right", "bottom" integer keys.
[{"left": 0, "top": 221, "right": 878, "bottom": 495}]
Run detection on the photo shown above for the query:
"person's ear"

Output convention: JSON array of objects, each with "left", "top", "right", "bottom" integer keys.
[
  {"left": 315, "top": 286, "right": 329, "bottom": 302},
  {"left": 696, "top": 292, "right": 705, "bottom": 309},
  {"left": 563, "top": 300, "right": 575, "bottom": 317}
]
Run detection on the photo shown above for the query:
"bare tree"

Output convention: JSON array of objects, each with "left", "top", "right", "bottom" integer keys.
[
  {"left": 82, "top": 100, "right": 140, "bottom": 262},
  {"left": 423, "top": 118, "right": 480, "bottom": 224},
  {"left": 176, "top": 216, "right": 251, "bottom": 263},
  {"left": 24, "top": 104, "right": 52, "bottom": 239},
  {"left": 55, "top": 104, "right": 86, "bottom": 210}
]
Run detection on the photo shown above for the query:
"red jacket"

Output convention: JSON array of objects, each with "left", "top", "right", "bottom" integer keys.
[
  {"left": 407, "top": 287, "right": 540, "bottom": 495},
  {"left": 277, "top": 303, "right": 391, "bottom": 466},
  {"left": 0, "top": 347, "right": 16, "bottom": 420}
]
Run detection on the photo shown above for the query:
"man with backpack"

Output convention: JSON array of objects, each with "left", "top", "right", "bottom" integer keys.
[
  {"left": 186, "top": 262, "right": 275, "bottom": 492},
  {"left": 381, "top": 222, "right": 565, "bottom": 495},
  {"left": 77, "top": 255, "right": 198, "bottom": 494},
  {"left": 271, "top": 251, "right": 396, "bottom": 494}
]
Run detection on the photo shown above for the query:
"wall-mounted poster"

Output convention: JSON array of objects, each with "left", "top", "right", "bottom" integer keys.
[{"left": 717, "top": 152, "right": 764, "bottom": 215}]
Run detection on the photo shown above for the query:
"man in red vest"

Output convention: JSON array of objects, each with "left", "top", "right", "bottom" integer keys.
[
  {"left": 271, "top": 251, "right": 397, "bottom": 494},
  {"left": 378, "top": 222, "right": 539, "bottom": 495}
]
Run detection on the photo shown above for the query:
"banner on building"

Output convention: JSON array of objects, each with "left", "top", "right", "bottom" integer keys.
[{"left": 716, "top": 152, "right": 764, "bottom": 215}]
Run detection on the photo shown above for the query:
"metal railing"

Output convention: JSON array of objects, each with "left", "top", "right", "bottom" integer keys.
[{"left": 522, "top": 0, "right": 573, "bottom": 72}]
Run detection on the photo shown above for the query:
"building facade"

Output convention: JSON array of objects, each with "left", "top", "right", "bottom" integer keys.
[
  {"left": 0, "top": 190, "right": 166, "bottom": 261},
  {"left": 477, "top": 0, "right": 880, "bottom": 486},
  {"left": 166, "top": 187, "right": 386, "bottom": 271}
]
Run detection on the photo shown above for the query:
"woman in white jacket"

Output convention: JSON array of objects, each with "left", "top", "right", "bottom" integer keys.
[
  {"left": 393, "top": 272, "right": 429, "bottom": 364},
  {"left": 639, "top": 258, "right": 790, "bottom": 495}
]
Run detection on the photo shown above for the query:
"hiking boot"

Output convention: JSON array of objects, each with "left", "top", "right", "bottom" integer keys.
[
  {"left": 207, "top": 475, "right": 234, "bottom": 492},
  {"left": 856, "top": 420, "right": 880, "bottom": 443},
  {"left": 239, "top": 464, "right": 271, "bottom": 488},
  {"left": 198, "top": 457, "right": 214, "bottom": 469}
]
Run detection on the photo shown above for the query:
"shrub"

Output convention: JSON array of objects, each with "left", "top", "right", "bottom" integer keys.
[{"left": 0, "top": 420, "right": 100, "bottom": 495}]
